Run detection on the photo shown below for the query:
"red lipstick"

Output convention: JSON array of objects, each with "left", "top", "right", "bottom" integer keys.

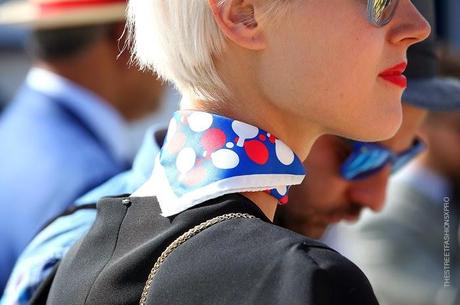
[{"left": 379, "top": 62, "right": 407, "bottom": 88}]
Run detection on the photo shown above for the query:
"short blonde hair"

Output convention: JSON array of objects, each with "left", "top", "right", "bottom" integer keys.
[{"left": 127, "top": 0, "right": 290, "bottom": 101}]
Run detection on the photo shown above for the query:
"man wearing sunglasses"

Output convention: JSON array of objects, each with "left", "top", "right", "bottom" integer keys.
[
  {"left": 275, "top": 0, "right": 460, "bottom": 239},
  {"left": 276, "top": 103, "right": 429, "bottom": 238},
  {"left": 335, "top": 47, "right": 460, "bottom": 305},
  {"left": 341, "top": 109, "right": 460, "bottom": 305}
]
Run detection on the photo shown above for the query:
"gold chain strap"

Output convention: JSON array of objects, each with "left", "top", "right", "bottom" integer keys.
[{"left": 139, "top": 213, "right": 256, "bottom": 305}]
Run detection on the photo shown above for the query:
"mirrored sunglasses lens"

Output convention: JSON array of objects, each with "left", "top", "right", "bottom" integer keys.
[
  {"left": 392, "top": 155, "right": 411, "bottom": 174},
  {"left": 370, "top": 0, "right": 398, "bottom": 26},
  {"left": 391, "top": 140, "right": 426, "bottom": 174},
  {"left": 342, "top": 147, "right": 390, "bottom": 180}
]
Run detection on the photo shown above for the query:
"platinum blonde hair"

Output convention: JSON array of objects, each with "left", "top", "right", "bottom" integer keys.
[{"left": 127, "top": 0, "right": 291, "bottom": 102}]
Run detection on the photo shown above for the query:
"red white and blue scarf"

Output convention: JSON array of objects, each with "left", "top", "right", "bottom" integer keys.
[{"left": 149, "top": 111, "right": 306, "bottom": 216}]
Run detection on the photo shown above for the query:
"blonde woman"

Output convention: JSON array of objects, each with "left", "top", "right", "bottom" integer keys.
[{"left": 46, "top": 1, "right": 429, "bottom": 304}]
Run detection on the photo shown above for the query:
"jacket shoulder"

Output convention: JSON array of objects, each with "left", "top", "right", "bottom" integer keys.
[
  {"left": 148, "top": 218, "right": 379, "bottom": 305},
  {"left": 247, "top": 219, "right": 378, "bottom": 301}
]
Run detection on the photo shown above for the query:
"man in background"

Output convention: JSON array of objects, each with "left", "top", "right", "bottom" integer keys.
[
  {"left": 0, "top": 0, "right": 165, "bottom": 292},
  {"left": 276, "top": 103, "right": 428, "bottom": 238},
  {"left": 340, "top": 56, "right": 460, "bottom": 305}
]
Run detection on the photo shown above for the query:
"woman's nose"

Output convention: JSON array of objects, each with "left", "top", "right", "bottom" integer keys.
[{"left": 387, "top": 0, "right": 431, "bottom": 47}]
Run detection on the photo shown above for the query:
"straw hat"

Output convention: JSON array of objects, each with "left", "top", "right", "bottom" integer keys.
[{"left": 0, "top": 0, "right": 126, "bottom": 29}]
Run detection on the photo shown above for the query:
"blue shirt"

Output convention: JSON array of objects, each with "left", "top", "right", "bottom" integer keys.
[
  {"left": 0, "top": 126, "right": 163, "bottom": 305},
  {"left": 0, "top": 68, "right": 130, "bottom": 294}
]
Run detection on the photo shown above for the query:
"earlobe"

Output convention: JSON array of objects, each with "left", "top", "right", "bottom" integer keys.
[{"left": 208, "top": 0, "right": 266, "bottom": 50}]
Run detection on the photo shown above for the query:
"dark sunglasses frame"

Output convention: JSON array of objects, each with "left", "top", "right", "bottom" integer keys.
[
  {"left": 340, "top": 137, "right": 426, "bottom": 181},
  {"left": 367, "top": 0, "right": 400, "bottom": 27}
]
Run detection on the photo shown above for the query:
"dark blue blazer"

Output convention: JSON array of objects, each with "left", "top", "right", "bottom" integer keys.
[{"left": 0, "top": 82, "right": 128, "bottom": 292}]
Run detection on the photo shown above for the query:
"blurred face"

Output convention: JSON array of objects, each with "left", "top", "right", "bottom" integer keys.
[
  {"left": 122, "top": 67, "right": 165, "bottom": 120},
  {"left": 277, "top": 135, "right": 391, "bottom": 238},
  {"left": 103, "top": 22, "right": 166, "bottom": 121},
  {"left": 276, "top": 105, "right": 428, "bottom": 238},
  {"left": 258, "top": 0, "right": 430, "bottom": 142}
]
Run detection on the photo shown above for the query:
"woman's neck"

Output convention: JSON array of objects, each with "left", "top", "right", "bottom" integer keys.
[
  {"left": 241, "top": 191, "right": 278, "bottom": 222},
  {"left": 180, "top": 97, "right": 323, "bottom": 161},
  {"left": 179, "top": 97, "right": 319, "bottom": 221}
]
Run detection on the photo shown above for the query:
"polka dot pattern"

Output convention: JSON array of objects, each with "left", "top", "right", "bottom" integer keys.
[
  {"left": 176, "top": 147, "right": 196, "bottom": 174},
  {"left": 158, "top": 111, "right": 306, "bottom": 212},
  {"left": 211, "top": 149, "right": 240, "bottom": 169},
  {"left": 188, "top": 112, "right": 213, "bottom": 132},
  {"left": 232, "top": 121, "right": 259, "bottom": 147},
  {"left": 275, "top": 139, "right": 295, "bottom": 166},
  {"left": 244, "top": 140, "right": 269, "bottom": 165}
]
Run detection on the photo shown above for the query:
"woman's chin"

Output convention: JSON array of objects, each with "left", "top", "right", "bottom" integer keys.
[
  {"left": 368, "top": 120, "right": 401, "bottom": 141},
  {"left": 336, "top": 114, "right": 402, "bottom": 142}
]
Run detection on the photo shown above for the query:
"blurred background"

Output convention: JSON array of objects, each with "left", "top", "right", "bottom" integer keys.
[
  {"left": 0, "top": 0, "right": 178, "bottom": 141},
  {"left": 436, "top": 0, "right": 460, "bottom": 50},
  {"left": 0, "top": 0, "right": 181, "bottom": 297}
]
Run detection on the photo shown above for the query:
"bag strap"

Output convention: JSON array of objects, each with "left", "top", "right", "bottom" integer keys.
[{"left": 139, "top": 212, "right": 257, "bottom": 305}]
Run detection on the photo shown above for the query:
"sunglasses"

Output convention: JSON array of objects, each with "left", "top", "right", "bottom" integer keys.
[
  {"left": 340, "top": 137, "right": 426, "bottom": 181},
  {"left": 368, "top": 0, "right": 400, "bottom": 27}
]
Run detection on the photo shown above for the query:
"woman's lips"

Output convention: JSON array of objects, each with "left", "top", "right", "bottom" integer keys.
[{"left": 379, "top": 62, "right": 408, "bottom": 88}]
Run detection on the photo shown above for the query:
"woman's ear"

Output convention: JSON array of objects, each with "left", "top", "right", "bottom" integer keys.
[{"left": 208, "top": 0, "right": 266, "bottom": 50}]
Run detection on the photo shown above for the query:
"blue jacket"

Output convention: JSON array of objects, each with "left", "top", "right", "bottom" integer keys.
[
  {"left": 0, "top": 68, "right": 130, "bottom": 293},
  {"left": 0, "top": 125, "right": 162, "bottom": 305}
]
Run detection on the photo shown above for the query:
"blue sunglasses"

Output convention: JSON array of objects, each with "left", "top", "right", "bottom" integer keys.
[
  {"left": 368, "top": 0, "right": 400, "bottom": 27},
  {"left": 341, "top": 138, "right": 426, "bottom": 181}
]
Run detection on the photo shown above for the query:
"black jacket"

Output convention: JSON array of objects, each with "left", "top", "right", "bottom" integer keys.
[{"left": 47, "top": 193, "right": 379, "bottom": 305}]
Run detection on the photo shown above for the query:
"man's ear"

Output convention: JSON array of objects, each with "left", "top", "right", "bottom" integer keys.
[{"left": 208, "top": 0, "right": 266, "bottom": 50}]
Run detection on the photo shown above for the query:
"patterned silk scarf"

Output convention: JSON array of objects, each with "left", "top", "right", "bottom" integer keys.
[{"left": 150, "top": 111, "right": 306, "bottom": 216}]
